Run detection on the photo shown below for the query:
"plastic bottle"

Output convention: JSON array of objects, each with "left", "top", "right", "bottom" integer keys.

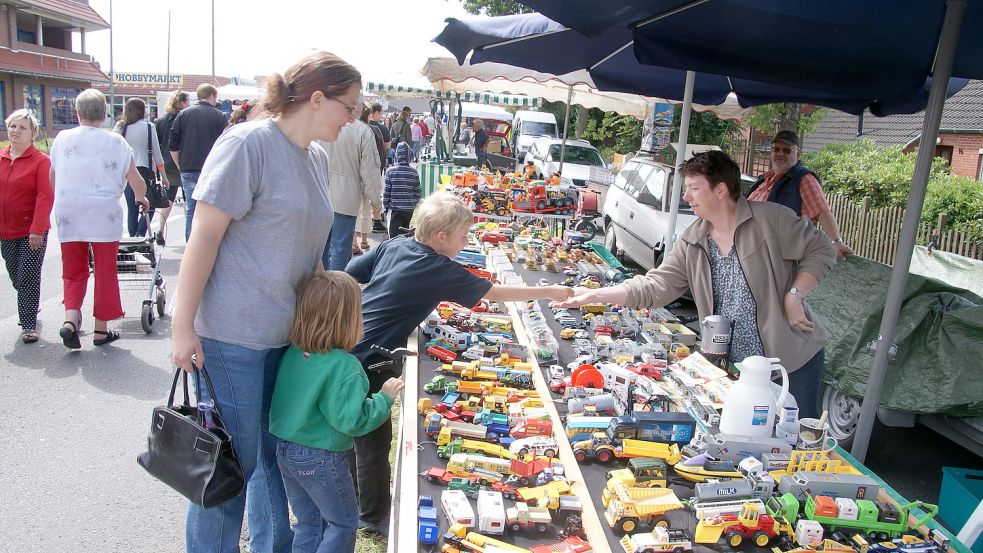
[
  {"left": 718, "top": 356, "right": 788, "bottom": 438},
  {"left": 199, "top": 400, "right": 217, "bottom": 430}
]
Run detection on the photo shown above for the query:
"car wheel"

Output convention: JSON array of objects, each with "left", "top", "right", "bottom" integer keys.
[
  {"left": 604, "top": 222, "right": 623, "bottom": 260},
  {"left": 821, "top": 382, "right": 861, "bottom": 449}
]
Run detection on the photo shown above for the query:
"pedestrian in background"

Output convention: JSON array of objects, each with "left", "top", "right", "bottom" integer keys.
[
  {"left": 383, "top": 141, "right": 420, "bottom": 238},
  {"left": 354, "top": 104, "right": 387, "bottom": 253},
  {"left": 168, "top": 83, "right": 227, "bottom": 240},
  {"left": 410, "top": 116, "right": 423, "bottom": 161},
  {"left": 389, "top": 107, "right": 412, "bottom": 151},
  {"left": 154, "top": 90, "right": 190, "bottom": 246},
  {"left": 0, "top": 109, "right": 52, "bottom": 344},
  {"left": 319, "top": 108, "right": 382, "bottom": 271},
  {"left": 171, "top": 51, "right": 360, "bottom": 553},
  {"left": 227, "top": 100, "right": 251, "bottom": 128},
  {"left": 115, "top": 98, "right": 170, "bottom": 238},
  {"left": 50, "top": 89, "right": 149, "bottom": 349}
]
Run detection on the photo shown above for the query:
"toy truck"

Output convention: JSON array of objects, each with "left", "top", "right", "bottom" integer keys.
[
  {"left": 620, "top": 527, "right": 693, "bottom": 553},
  {"left": 511, "top": 184, "right": 577, "bottom": 215},
  {"left": 777, "top": 471, "right": 881, "bottom": 501},
  {"left": 441, "top": 490, "right": 476, "bottom": 529},
  {"left": 510, "top": 416, "right": 553, "bottom": 438},
  {"left": 418, "top": 496, "right": 440, "bottom": 545},
  {"left": 766, "top": 492, "right": 939, "bottom": 541},
  {"left": 424, "top": 375, "right": 449, "bottom": 394},
  {"left": 572, "top": 434, "right": 682, "bottom": 464},
  {"left": 510, "top": 457, "right": 559, "bottom": 487},
  {"left": 604, "top": 484, "right": 684, "bottom": 534},
  {"left": 506, "top": 502, "right": 553, "bottom": 533},
  {"left": 443, "top": 523, "right": 529, "bottom": 553},
  {"left": 448, "top": 477, "right": 482, "bottom": 499},
  {"left": 607, "top": 411, "right": 697, "bottom": 445},
  {"left": 428, "top": 344, "right": 458, "bottom": 363},
  {"left": 694, "top": 501, "right": 794, "bottom": 547},
  {"left": 435, "top": 420, "right": 493, "bottom": 444},
  {"left": 605, "top": 458, "right": 669, "bottom": 493},
  {"left": 438, "top": 438, "right": 513, "bottom": 460}
]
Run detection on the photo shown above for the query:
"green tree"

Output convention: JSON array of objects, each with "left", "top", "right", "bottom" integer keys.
[
  {"left": 457, "top": 0, "right": 530, "bottom": 16},
  {"left": 747, "top": 103, "right": 827, "bottom": 138},
  {"left": 674, "top": 109, "right": 742, "bottom": 147},
  {"left": 802, "top": 139, "right": 983, "bottom": 238}
]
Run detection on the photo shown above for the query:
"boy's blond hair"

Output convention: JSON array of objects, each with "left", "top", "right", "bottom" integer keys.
[
  {"left": 415, "top": 192, "right": 472, "bottom": 245},
  {"left": 289, "top": 271, "right": 363, "bottom": 353}
]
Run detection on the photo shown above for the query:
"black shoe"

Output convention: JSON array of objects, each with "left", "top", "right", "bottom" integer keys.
[
  {"left": 155, "top": 231, "right": 166, "bottom": 246},
  {"left": 372, "top": 221, "right": 387, "bottom": 233}
]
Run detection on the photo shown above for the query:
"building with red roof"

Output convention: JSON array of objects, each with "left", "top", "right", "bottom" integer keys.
[{"left": 0, "top": 0, "right": 111, "bottom": 139}]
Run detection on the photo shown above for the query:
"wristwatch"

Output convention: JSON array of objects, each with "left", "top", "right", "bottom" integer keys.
[
  {"left": 788, "top": 287, "right": 807, "bottom": 300},
  {"left": 831, "top": 238, "right": 844, "bottom": 245}
]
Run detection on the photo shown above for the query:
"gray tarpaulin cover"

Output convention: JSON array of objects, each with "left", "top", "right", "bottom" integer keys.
[{"left": 809, "top": 246, "right": 983, "bottom": 417}]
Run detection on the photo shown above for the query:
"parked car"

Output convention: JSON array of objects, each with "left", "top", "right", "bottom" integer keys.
[
  {"left": 602, "top": 154, "right": 754, "bottom": 271},
  {"left": 522, "top": 137, "right": 611, "bottom": 186}
]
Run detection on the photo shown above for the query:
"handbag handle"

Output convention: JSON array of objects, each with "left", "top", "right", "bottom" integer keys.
[{"left": 166, "top": 363, "right": 222, "bottom": 418}]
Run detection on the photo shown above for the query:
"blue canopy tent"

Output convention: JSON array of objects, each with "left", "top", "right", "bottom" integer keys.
[{"left": 435, "top": 1, "right": 983, "bottom": 464}]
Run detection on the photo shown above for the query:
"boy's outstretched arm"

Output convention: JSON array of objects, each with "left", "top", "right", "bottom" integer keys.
[{"left": 484, "top": 284, "right": 574, "bottom": 303}]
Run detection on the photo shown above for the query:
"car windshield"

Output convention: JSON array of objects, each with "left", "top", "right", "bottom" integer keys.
[
  {"left": 547, "top": 145, "right": 605, "bottom": 166},
  {"left": 523, "top": 121, "right": 557, "bottom": 137}
]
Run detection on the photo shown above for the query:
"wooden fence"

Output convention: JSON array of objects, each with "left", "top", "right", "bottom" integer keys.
[{"left": 826, "top": 193, "right": 983, "bottom": 264}]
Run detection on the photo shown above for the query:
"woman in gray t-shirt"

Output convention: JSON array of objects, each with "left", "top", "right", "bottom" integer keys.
[{"left": 170, "top": 51, "right": 362, "bottom": 551}]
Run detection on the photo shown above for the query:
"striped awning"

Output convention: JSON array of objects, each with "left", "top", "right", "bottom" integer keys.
[{"left": 364, "top": 81, "right": 540, "bottom": 107}]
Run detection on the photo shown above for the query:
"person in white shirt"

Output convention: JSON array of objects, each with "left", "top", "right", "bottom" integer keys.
[{"left": 49, "top": 88, "right": 149, "bottom": 349}]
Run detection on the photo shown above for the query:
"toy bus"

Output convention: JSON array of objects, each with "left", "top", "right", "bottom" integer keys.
[
  {"left": 564, "top": 415, "right": 615, "bottom": 442},
  {"left": 447, "top": 453, "right": 513, "bottom": 484}
]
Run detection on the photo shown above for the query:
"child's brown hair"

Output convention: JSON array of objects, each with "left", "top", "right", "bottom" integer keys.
[{"left": 289, "top": 271, "right": 363, "bottom": 353}]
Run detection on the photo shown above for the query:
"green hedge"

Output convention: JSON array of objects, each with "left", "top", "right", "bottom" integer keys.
[{"left": 803, "top": 139, "right": 983, "bottom": 239}]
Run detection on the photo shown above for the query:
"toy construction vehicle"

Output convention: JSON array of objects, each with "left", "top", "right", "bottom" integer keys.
[{"left": 695, "top": 501, "right": 794, "bottom": 547}]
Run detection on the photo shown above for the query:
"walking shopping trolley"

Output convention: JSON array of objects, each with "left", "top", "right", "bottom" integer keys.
[{"left": 114, "top": 217, "right": 166, "bottom": 333}]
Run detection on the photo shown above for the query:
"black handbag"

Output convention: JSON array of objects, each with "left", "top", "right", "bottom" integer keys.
[
  {"left": 137, "top": 366, "right": 245, "bottom": 507},
  {"left": 142, "top": 122, "right": 171, "bottom": 209}
]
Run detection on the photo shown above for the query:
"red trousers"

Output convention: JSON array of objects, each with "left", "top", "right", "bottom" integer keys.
[{"left": 61, "top": 241, "right": 124, "bottom": 321}]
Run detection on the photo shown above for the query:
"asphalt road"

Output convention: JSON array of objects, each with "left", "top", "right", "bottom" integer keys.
[{"left": 2, "top": 208, "right": 194, "bottom": 552}]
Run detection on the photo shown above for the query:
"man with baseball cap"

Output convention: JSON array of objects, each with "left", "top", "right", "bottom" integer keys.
[{"left": 747, "top": 130, "right": 853, "bottom": 258}]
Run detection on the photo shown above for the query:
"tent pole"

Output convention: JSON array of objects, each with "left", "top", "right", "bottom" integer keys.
[
  {"left": 558, "top": 85, "right": 573, "bottom": 175},
  {"left": 665, "top": 70, "right": 695, "bottom": 253},
  {"left": 849, "top": 0, "right": 965, "bottom": 463}
]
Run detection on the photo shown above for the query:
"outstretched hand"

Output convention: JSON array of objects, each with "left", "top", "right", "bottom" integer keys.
[
  {"left": 549, "top": 286, "right": 598, "bottom": 309},
  {"left": 543, "top": 285, "right": 575, "bottom": 303}
]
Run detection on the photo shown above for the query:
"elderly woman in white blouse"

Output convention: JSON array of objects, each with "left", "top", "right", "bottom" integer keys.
[{"left": 49, "top": 88, "right": 149, "bottom": 349}]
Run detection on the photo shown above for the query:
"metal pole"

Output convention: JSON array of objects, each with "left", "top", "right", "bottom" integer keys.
[
  {"left": 211, "top": 0, "right": 216, "bottom": 81},
  {"left": 108, "top": 0, "right": 114, "bottom": 123},
  {"left": 558, "top": 84, "right": 573, "bottom": 175},
  {"left": 665, "top": 70, "right": 695, "bottom": 253},
  {"left": 849, "top": 0, "right": 965, "bottom": 462},
  {"left": 166, "top": 9, "right": 171, "bottom": 90}
]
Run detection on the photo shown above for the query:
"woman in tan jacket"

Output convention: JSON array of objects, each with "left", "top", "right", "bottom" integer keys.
[{"left": 553, "top": 151, "right": 836, "bottom": 418}]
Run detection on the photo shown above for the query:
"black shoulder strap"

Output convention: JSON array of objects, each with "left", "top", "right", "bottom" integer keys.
[{"left": 146, "top": 122, "right": 157, "bottom": 179}]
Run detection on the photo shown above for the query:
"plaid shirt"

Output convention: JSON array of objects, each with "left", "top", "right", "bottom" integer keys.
[{"left": 748, "top": 170, "right": 829, "bottom": 222}]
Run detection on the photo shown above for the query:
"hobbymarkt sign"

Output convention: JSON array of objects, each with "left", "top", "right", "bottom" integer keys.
[{"left": 112, "top": 72, "right": 183, "bottom": 86}]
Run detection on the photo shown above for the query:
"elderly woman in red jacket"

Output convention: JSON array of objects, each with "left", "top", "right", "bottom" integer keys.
[{"left": 0, "top": 108, "right": 53, "bottom": 343}]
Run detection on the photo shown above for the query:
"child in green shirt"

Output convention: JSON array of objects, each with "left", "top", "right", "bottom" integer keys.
[{"left": 269, "top": 271, "right": 403, "bottom": 553}]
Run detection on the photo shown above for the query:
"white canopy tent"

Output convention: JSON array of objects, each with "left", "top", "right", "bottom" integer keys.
[
  {"left": 216, "top": 83, "right": 262, "bottom": 101},
  {"left": 421, "top": 57, "right": 751, "bottom": 121}
]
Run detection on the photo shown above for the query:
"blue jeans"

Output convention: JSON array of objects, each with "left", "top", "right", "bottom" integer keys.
[
  {"left": 181, "top": 171, "right": 201, "bottom": 241},
  {"left": 124, "top": 184, "right": 152, "bottom": 237},
  {"left": 278, "top": 441, "right": 358, "bottom": 553},
  {"left": 476, "top": 150, "right": 490, "bottom": 169},
  {"left": 788, "top": 349, "right": 825, "bottom": 420},
  {"left": 185, "top": 339, "right": 293, "bottom": 553},
  {"left": 321, "top": 213, "right": 357, "bottom": 271}
]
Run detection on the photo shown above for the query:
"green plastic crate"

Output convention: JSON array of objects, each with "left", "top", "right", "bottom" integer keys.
[{"left": 941, "top": 466, "right": 983, "bottom": 552}]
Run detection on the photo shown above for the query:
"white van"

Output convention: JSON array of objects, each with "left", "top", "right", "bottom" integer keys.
[{"left": 512, "top": 110, "right": 558, "bottom": 162}]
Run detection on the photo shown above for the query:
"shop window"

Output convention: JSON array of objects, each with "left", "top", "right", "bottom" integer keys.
[
  {"left": 22, "top": 84, "right": 44, "bottom": 127},
  {"left": 52, "top": 87, "right": 81, "bottom": 127}
]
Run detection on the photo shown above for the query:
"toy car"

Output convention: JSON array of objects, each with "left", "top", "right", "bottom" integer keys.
[
  {"left": 547, "top": 364, "right": 565, "bottom": 380},
  {"left": 538, "top": 278, "right": 550, "bottom": 286},
  {"left": 559, "top": 328, "right": 577, "bottom": 340}
]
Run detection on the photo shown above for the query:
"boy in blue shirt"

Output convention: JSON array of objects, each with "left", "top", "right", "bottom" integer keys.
[{"left": 345, "top": 192, "right": 572, "bottom": 534}]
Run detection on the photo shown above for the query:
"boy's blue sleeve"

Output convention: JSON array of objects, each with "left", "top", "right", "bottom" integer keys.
[
  {"left": 437, "top": 257, "right": 493, "bottom": 307},
  {"left": 345, "top": 246, "right": 378, "bottom": 283}
]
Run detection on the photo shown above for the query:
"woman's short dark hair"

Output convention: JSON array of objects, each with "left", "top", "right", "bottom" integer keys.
[{"left": 679, "top": 150, "right": 741, "bottom": 200}]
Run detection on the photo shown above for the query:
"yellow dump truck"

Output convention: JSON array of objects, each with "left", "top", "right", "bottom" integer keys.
[
  {"left": 444, "top": 523, "right": 530, "bottom": 552},
  {"left": 604, "top": 484, "right": 683, "bottom": 534}
]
